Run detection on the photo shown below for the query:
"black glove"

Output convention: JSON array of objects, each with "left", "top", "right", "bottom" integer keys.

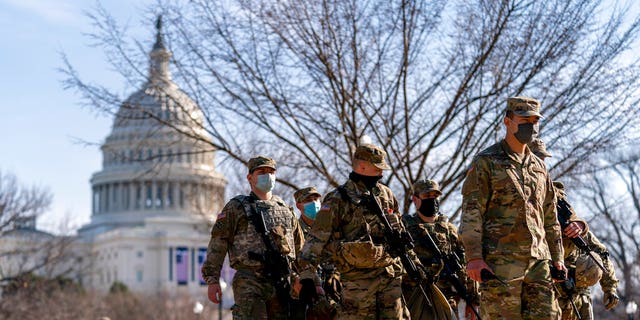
[
  {"left": 550, "top": 264, "right": 567, "bottom": 281},
  {"left": 299, "top": 279, "right": 318, "bottom": 305}
]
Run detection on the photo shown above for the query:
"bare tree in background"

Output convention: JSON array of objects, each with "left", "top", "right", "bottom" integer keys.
[
  {"left": 0, "top": 170, "right": 50, "bottom": 235},
  {"left": 62, "top": 0, "right": 640, "bottom": 215},
  {"left": 0, "top": 170, "right": 79, "bottom": 288}
]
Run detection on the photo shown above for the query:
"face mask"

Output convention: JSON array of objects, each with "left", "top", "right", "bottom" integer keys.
[
  {"left": 303, "top": 201, "right": 321, "bottom": 220},
  {"left": 514, "top": 123, "right": 539, "bottom": 144},
  {"left": 349, "top": 171, "right": 382, "bottom": 189},
  {"left": 418, "top": 198, "right": 439, "bottom": 217},
  {"left": 255, "top": 173, "right": 275, "bottom": 193}
]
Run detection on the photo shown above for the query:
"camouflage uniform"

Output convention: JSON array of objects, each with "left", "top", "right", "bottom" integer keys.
[
  {"left": 299, "top": 144, "right": 411, "bottom": 320},
  {"left": 202, "top": 157, "right": 304, "bottom": 320},
  {"left": 294, "top": 187, "right": 339, "bottom": 320},
  {"left": 553, "top": 183, "right": 619, "bottom": 320},
  {"left": 403, "top": 213, "right": 478, "bottom": 317},
  {"left": 460, "top": 97, "right": 564, "bottom": 320}
]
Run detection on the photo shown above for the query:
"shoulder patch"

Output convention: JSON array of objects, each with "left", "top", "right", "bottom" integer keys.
[
  {"left": 320, "top": 204, "right": 331, "bottom": 211},
  {"left": 217, "top": 212, "right": 226, "bottom": 220}
]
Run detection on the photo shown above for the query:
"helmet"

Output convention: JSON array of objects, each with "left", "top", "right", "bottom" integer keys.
[{"left": 574, "top": 253, "right": 603, "bottom": 287}]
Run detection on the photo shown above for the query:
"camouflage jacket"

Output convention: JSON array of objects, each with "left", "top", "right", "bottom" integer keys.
[
  {"left": 201, "top": 192, "right": 304, "bottom": 284},
  {"left": 460, "top": 140, "right": 564, "bottom": 263},
  {"left": 298, "top": 216, "right": 331, "bottom": 286},
  {"left": 403, "top": 213, "right": 477, "bottom": 298},
  {"left": 299, "top": 217, "right": 313, "bottom": 239},
  {"left": 298, "top": 178, "right": 406, "bottom": 281}
]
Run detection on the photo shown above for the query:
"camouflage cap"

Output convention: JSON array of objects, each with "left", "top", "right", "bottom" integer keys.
[
  {"left": 353, "top": 144, "right": 391, "bottom": 170},
  {"left": 293, "top": 186, "right": 322, "bottom": 203},
  {"left": 506, "top": 96, "right": 542, "bottom": 117},
  {"left": 247, "top": 155, "right": 276, "bottom": 173},
  {"left": 528, "top": 138, "right": 553, "bottom": 158},
  {"left": 412, "top": 179, "right": 442, "bottom": 196}
]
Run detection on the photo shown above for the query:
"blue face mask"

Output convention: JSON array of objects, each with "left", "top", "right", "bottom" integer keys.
[
  {"left": 255, "top": 173, "right": 275, "bottom": 193},
  {"left": 303, "top": 201, "right": 321, "bottom": 220}
]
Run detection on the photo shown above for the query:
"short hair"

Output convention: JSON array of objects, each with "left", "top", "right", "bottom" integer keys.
[{"left": 506, "top": 110, "right": 515, "bottom": 119}]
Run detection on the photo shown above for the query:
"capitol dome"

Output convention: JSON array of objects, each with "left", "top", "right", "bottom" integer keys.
[{"left": 79, "top": 17, "right": 226, "bottom": 236}]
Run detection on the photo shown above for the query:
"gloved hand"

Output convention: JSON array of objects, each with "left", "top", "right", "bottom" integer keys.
[{"left": 603, "top": 290, "right": 619, "bottom": 310}]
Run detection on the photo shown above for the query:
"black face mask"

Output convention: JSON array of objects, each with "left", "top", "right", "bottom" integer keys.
[
  {"left": 514, "top": 123, "right": 539, "bottom": 144},
  {"left": 349, "top": 171, "right": 382, "bottom": 189},
  {"left": 418, "top": 198, "right": 439, "bottom": 217}
]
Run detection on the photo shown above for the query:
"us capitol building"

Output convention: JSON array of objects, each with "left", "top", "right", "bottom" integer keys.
[{"left": 75, "top": 19, "right": 228, "bottom": 296}]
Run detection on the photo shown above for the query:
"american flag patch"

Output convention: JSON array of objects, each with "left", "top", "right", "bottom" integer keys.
[
  {"left": 217, "top": 212, "right": 226, "bottom": 219},
  {"left": 320, "top": 204, "right": 330, "bottom": 211}
]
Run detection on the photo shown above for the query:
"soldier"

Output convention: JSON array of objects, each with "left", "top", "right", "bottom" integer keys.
[
  {"left": 460, "top": 96, "right": 566, "bottom": 319},
  {"left": 201, "top": 155, "right": 305, "bottom": 319},
  {"left": 403, "top": 179, "right": 479, "bottom": 319},
  {"left": 294, "top": 186, "right": 324, "bottom": 239},
  {"left": 298, "top": 143, "right": 416, "bottom": 319},
  {"left": 293, "top": 186, "right": 338, "bottom": 320},
  {"left": 528, "top": 139, "right": 620, "bottom": 319},
  {"left": 528, "top": 138, "right": 587, "bottom": 240},
  {"left": 554, "top": 182, "right": 619, "bottom": 320}
]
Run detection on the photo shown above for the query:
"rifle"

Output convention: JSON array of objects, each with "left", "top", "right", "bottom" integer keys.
[
  {"left": 363, "top": 191, "right": 433, "bottom": 307},
  {"left": 556, "top": 198, "right": 606, "bottom": 273},
  {"left": 246, "top": 201, "right": 293, "bottom": 315},
  {"left": 418, "top": 228, "right": 482, "bottom": 320},
  {"left": 554, "top": 271, "right": 582, "bottom": 320}
]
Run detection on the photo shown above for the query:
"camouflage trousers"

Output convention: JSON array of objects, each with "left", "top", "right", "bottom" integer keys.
[
  {"left": 558, "top": 289, "right": 593, "bottom": 320},
  {"left": 480, "top": 257, "right": 561, "bottom": 320},
  {"left": 338, "top": 275, "right": 407, "bottom": 320},
  {"left": 231, "top": 270, "right": 288, "bottom": 320}
]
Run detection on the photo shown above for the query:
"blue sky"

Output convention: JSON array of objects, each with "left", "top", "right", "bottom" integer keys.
[{"left": 0, "top": 0, "right": 153, "bottom": 233}]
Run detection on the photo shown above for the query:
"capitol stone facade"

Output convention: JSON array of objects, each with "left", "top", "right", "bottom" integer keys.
[{"left": 76, "top": 18, "right": 230, "bottom": 297}]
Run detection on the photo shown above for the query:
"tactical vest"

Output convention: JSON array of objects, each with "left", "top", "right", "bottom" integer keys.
[
  {"left": 228, "top": 195, "right": 297, "bottom": 269},
  {"left": 331, "top": 185, "right": 398, "bottom": 270},
  {"left": 424, "top": 217, "right": 454, "bottom": 255}
]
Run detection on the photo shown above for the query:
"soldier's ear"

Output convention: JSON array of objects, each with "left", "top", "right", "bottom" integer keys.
[{"left": 411, "top": 195, "right": 420, "bottom": 206}]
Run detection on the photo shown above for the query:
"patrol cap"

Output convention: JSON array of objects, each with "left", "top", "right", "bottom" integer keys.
[
  {"left": 293, "top": 186, "right": 322, "bottom": 203},
  {"left": 353, "top": 143, "right": 391, "bottom": 170},
  {"left": 528, "top": 138, "right": 553, "bottom": 158},
  {"left": 506, "top": 96, "right": 542, "bottom": 117},
  {"left": 412, "top": 179, "right": 442, "bottom": 196},
  {"left": 247, "top": 155, "right": 277, "bottom": 173}
]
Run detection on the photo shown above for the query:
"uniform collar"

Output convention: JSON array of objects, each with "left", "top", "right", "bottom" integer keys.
[{"left": 500, "top": 139, "right": 532, "bottom": 164}]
